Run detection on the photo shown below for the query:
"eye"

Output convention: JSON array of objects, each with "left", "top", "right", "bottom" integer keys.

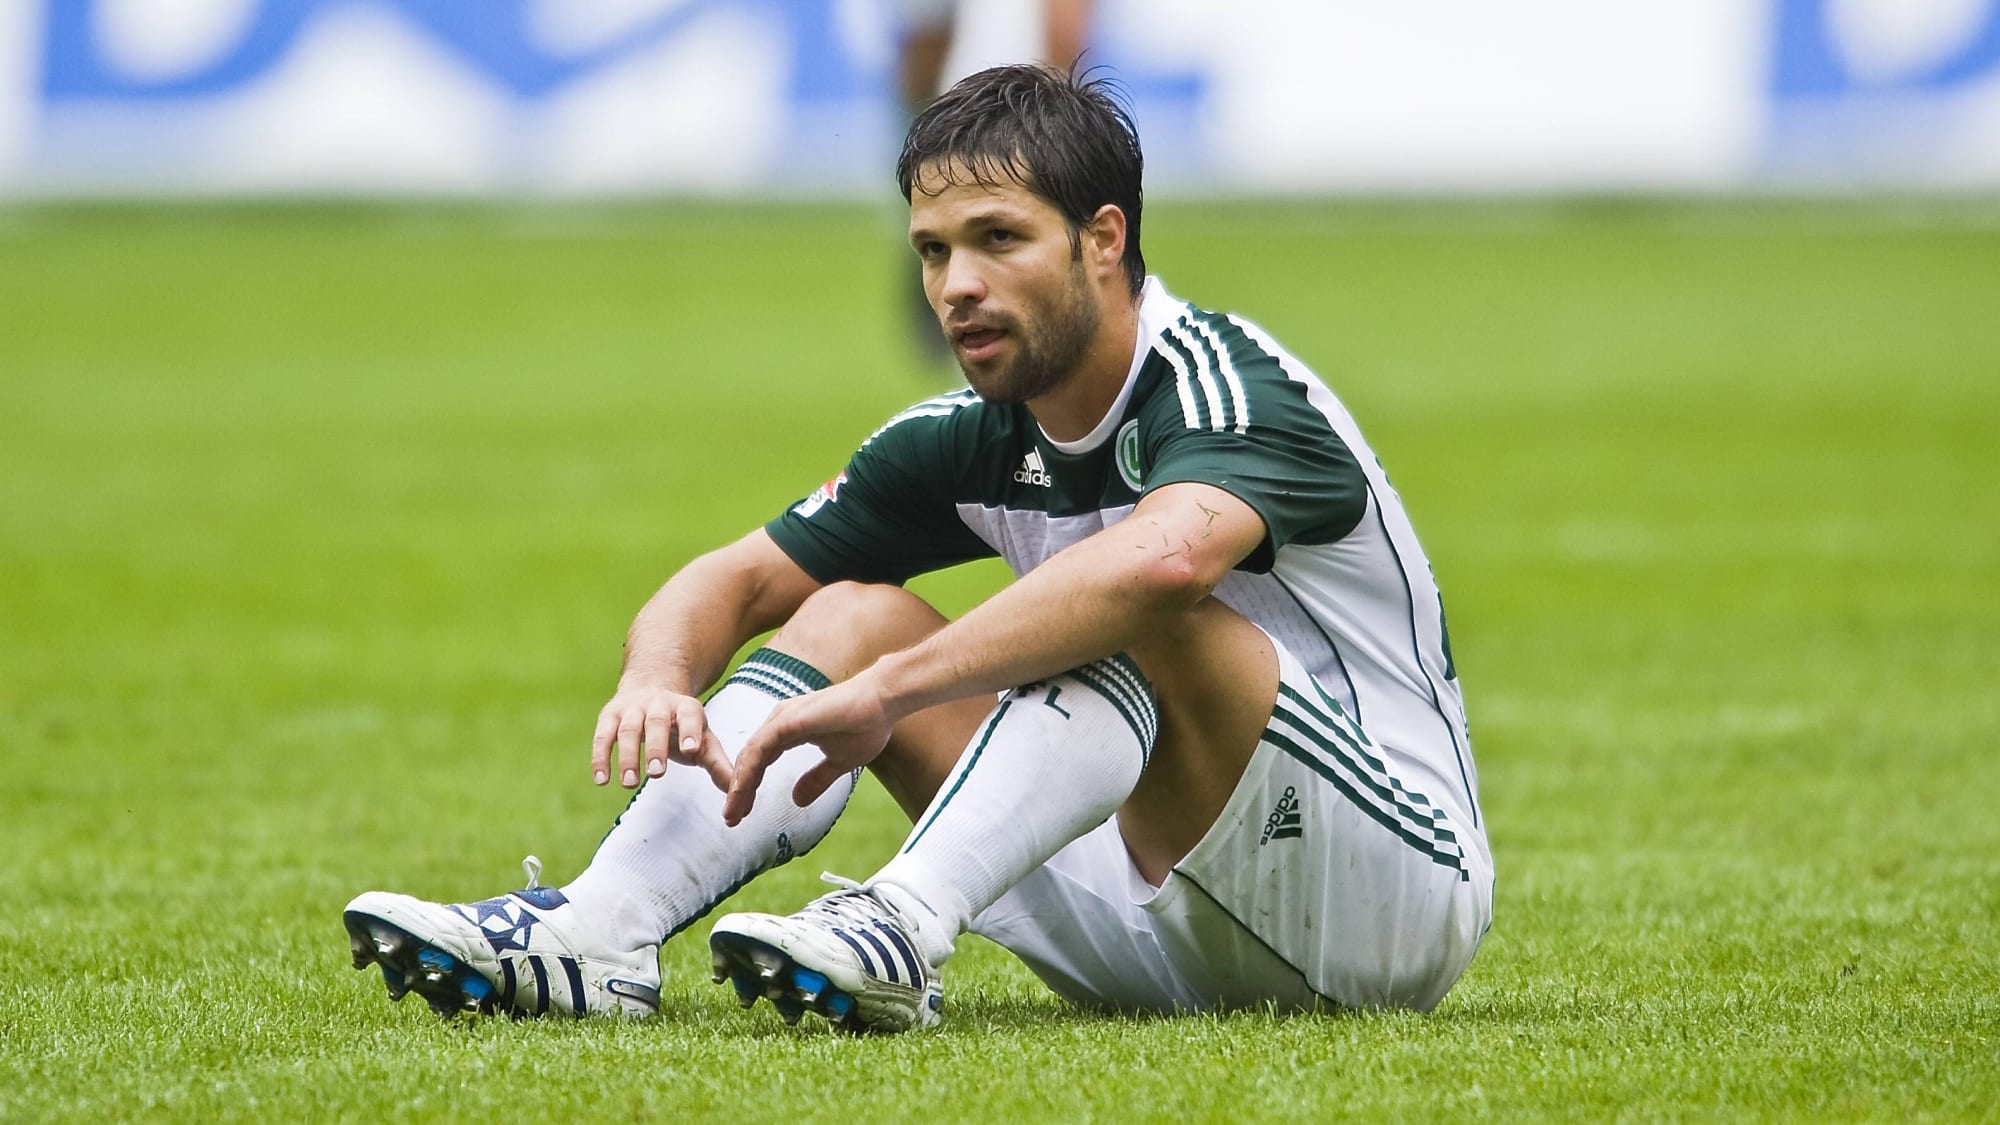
[
  {"left": 986, "top": 228, "right": 1016, "bottom": 247},
  {"left": 916, "top": 240, "right": 947, "bottom": 261}
]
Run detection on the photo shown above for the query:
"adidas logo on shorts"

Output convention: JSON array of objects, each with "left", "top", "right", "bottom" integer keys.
[{"left": 1260, "top": 786, "right": 1302, "bottom": 845}]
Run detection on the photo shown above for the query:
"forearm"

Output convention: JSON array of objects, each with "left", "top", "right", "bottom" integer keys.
[
  {"left": 866, "top": 515, "right": 1216, "bottom": 717},
  {"left": 618, "top": 536, "right": 813, "bottom": 696}
]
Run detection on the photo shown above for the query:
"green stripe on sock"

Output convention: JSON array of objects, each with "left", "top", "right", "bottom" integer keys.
[
  {"left": 1071, "top": 665, "right": 1152, "bottom": 756},
  {"left": 724, "top": 665, "right": 808, "bottom": 702},
  {"left": 1080, "top": 656, "right": 1160, "bottom": 752},
  {"left": 902, "top": 699, "right": 1012, "bottom": 854},
  {"left": 742, "top": 647, "right": 830, "bottom": 692},
  {"left": 1095, "top": 656, "right": 1157, "bottom": 743}
]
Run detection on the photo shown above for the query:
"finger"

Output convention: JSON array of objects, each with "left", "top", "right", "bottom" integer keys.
[
  {"left": 723, "top": 732, "right": 779, "bottom": 827},
  {"left": 692, "top": 730, "right": 734, "bottom": 794},
  {"left": 671, "top": 698, "right": 708, "bottom": 765},
  {"left": 615, "top": 708, "right": 644, "bottom": 788},
  {"left": 590, "top": 708, "right": 619, "bottom": 785},
  {"left": 644, "top": 710, "right": 670, "bottom": 780},
  {"left": 792, "top": 755, "right": 850, "bottom": 809}
]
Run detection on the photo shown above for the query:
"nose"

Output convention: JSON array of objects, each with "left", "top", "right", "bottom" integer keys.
[{"left": 938, "top": 252, "right": 987, "bottom": 310}]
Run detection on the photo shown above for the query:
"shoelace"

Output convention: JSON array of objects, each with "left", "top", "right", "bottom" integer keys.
[
  {"left": 800, "top": 871, "right": 919, "bottom": 937},
  {"left": 520, "top": 855, "right": 543, "bottom": 890}
]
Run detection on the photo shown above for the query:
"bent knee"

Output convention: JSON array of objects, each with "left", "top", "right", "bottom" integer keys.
[
  {"left": 1126, "top": 597, "right": 1273, "bottom": 693},
  {"left": 769, "top": 581, "right": 947, "bottom": 680}
]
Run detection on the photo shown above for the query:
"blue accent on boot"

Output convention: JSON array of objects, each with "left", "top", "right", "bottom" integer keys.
[
  {"left": 792, "top": 967, "right": 829, "bottom": 995},
  {"left": 418, "top": 948, "right": 457, "bottom": 972},
  {"left": 514, "top": 886, "right": 569, "bottom": 910}
]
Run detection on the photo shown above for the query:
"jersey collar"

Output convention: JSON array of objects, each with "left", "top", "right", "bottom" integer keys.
[{"left": 1043, "top": 275, "right": 1182, "bottom": 455}]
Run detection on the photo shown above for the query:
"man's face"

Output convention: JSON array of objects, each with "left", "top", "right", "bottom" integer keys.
[{"left": 907, "top": 165, "right": 1102, "bottom": 404}]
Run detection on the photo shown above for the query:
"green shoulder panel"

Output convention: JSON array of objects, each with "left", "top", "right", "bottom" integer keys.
[
  {"left": 764, "top": 391, "right": 1000, "bottom": 585},
  {"left": 1134, "top": 308, "right": 1369, "bottom": 571}
]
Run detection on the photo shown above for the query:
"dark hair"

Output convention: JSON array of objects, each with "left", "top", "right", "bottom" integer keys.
[{"left": 897, "top": 64, "right": 1146, "bottom": 298}]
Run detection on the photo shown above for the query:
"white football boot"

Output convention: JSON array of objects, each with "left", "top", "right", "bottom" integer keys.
[
  {"left": 708, "top": 873, "right": 951, "bottom": 1033},
  {"left": 343, "top": 856, "right": 660, "bottom": 1019}
]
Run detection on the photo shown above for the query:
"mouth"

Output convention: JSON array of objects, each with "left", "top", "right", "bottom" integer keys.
[{"left": 951, "top": 324, "right": 1007, "bottom": 363}]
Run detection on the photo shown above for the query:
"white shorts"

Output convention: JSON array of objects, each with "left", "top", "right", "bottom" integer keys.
[{"left": 969, "top": 639, "right": 1494, "bottom": 1012}]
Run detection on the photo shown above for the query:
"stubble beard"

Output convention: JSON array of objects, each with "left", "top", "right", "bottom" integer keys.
[{"left": 959, "top": 264, "right": 1101, "bottom": 405}]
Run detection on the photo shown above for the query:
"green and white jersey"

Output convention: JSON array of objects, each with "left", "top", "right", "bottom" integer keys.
[{"left": 767, "top": 278, "right": 1480, "bottom": 827}]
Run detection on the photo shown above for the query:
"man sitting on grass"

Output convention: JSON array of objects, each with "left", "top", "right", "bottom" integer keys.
[{"left": 342, "top": 64, "right": 1493, "bottom": 1033}]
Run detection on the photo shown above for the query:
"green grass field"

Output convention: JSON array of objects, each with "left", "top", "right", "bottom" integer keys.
[{"left": 2, "top": 201, "right": 1996, "bottom": 1122}]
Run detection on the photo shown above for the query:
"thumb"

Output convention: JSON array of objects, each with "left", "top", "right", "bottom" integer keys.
[
  {"left": 791, "top": 755, "right": 850, "bottom": 810},
  {"left": 723, "top": 733, "right": 773, "bottom": 826},
  {"left": 694, "top": 730, "right": 734, "bottom": 794}
]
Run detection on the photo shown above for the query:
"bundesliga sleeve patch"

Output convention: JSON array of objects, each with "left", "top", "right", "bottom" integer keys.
[{"left": 791, "top": 472, "right": 847, "bottom": 519}]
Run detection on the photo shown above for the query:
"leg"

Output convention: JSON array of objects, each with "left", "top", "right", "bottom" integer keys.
[
  {"left": 713, "top": 594, "right": 1484, "bottom": 1027},
  {"left": 342, "top": 583, "right": 979, "bottom": 1021},
  {"left": 566, "top": 582, "right": 985, "bottom": 944},
  {"left": 754, "top": 581, "right": 995, "bottom": 823},
  {"left": 985, "top": 609, "right": 1492, "bottom": 1013},
  {"left": 1120, "top": 597, "right": 1280, "bottom": 883},
  {"left": 712, "top": 644, "right": 1159, "bottom": 1031}
]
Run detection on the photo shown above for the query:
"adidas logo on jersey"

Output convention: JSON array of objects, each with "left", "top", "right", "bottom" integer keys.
[
  {"left": 1260, "top": 786, "right": 1302, "bottom": 845},
  {"left": 1013, "top": 449, "right": 1053, "bottom": 488}
]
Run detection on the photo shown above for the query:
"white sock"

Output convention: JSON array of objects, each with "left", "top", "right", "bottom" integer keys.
[
  {"left": 868, "top": 655, "right": 1156, "bottom": 966},
  {"left": 561, "top": 647, "right": 855, "bottom": 953}
]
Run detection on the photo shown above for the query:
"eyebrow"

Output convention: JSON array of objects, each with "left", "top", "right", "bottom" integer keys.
[{"left": 909, "top": 207, "right": 1026, "bottom": 243}]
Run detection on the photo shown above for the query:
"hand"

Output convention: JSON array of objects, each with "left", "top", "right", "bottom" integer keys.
[
  {"left": 722, "top": 675, "right": 896, "bottom": 826},
  {"left": 590, "top": 685, "right": 733, "bottom": 792}
]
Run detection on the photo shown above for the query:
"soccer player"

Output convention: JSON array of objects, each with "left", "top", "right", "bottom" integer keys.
[{"left": 342, "top": 65, "right": 1493, "bottom": 1032}]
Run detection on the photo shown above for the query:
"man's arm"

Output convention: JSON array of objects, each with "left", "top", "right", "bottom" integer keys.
[
  {"left": 722, "top": 481, "right": 1266, "bottom": 822},
  {"left": 590, "top": 529, "right": 821, "bottom": 790}
]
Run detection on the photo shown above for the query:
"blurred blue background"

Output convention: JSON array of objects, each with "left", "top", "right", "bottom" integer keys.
[{"left": 4, "top": 0, "right": 1999, "bottom": 197}]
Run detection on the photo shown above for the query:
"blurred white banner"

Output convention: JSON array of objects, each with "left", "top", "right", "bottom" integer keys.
[{"left": 2, "top": 0, "right": 1997, "bottom": 195}]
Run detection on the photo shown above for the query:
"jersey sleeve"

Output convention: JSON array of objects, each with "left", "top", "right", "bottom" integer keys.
[
  {"left": 765, "top": 405, "right": 997, "bottom": 586},
  {"left": 1141, "top": 376, "right": 1368, "bottom": 574}
]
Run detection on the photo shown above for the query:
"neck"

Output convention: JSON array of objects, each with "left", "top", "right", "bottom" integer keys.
[{"left": 1026, "top": 298, "right": 1141, "bottom": 443}]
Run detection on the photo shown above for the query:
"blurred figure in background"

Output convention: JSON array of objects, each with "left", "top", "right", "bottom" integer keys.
[
  {"left": 898, "top": 0, "right": 1094, "bottom": 111},
  {"left": 896, "top": 0, "right": 1096, "bottom": 367}
]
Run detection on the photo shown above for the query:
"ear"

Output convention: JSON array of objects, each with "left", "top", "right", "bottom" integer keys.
[{"left": 1083, "top": 204, "right": 1127, "bottom": 280}]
